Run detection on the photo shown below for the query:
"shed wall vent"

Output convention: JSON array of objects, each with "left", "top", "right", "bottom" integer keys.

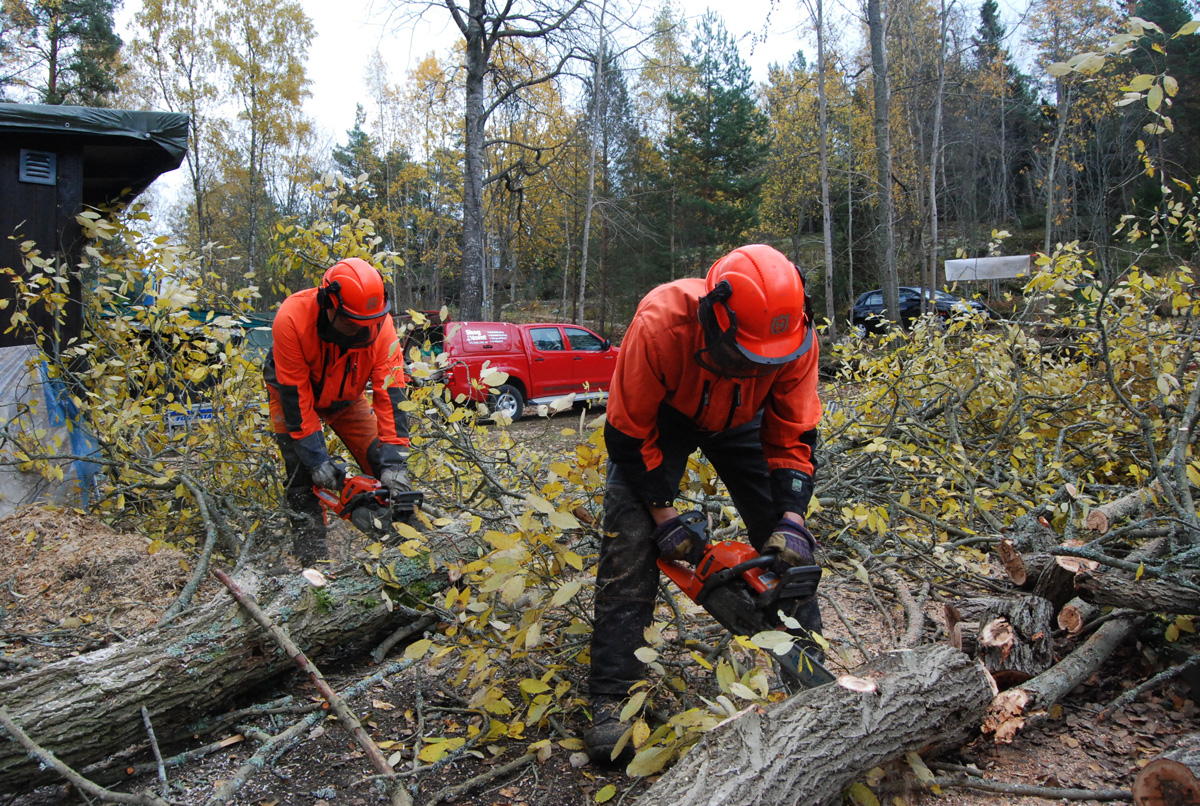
[{"left": 19, "top": 150, "right": 56, "bottom": 185}]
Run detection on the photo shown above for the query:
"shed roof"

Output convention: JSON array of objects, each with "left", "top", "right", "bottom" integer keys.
[{"left": 0, "top": 103, "right": 189, "bottom": 205}]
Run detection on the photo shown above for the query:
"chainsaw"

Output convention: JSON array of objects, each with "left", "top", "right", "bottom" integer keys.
[
  {"left": 313, "top": 472, "right": 424, "bottom": 541},
  {"left": 658, "top": 540, "right": 836, "bottom": 690}
]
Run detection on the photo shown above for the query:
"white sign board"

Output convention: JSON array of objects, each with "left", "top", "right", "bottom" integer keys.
[{"left": 945, "top": 255, "right": 1032, "bottom": 282}]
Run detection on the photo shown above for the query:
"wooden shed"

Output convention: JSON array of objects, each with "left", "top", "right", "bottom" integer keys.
[{"left": 0, "top": 103, "right": 188, "bottom": 349}]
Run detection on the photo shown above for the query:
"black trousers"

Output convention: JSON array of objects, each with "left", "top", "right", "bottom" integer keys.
[{"left": 588, "top": 408, "right": 823, "bottom": 698}]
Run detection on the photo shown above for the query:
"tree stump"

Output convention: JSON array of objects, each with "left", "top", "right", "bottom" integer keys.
[
  {"left": 1133, "top": 733, "right": 1200, "bottom": 805},
  {"left": 974, "top": 596, "right": 1054, "bottom": 687},
  {"left": 0, "top": 561, "right": 440, "bottom": 793},
  {"left": 638, "top": 644, "right": 995, "bottom": 806}
]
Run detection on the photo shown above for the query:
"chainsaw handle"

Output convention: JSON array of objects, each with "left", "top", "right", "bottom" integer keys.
[{"left": 694, "top": 555, "right": 775, "bottom": 606}]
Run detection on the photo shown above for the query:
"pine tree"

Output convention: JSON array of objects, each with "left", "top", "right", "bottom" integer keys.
[
  {"left": 662, "top": 12, "right": 769, "bottom": 270},
  {"left": 2, "top": 0, "right": 124, "bottom": 105}
]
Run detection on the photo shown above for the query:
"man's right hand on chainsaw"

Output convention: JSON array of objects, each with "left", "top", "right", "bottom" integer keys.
[
  {"left": 310, "top": 460, "right": 345, "bottom": 491},
  {"left": 651, "top": 510, "right": 709, "bottom": 565},
  {"left": 764, "top": 516, "right": 817, "bottom": 574}
]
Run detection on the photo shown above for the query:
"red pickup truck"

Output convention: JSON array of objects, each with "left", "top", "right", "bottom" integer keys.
[{"left": 406, "top": 319, "right": 619, "bottom": 420}]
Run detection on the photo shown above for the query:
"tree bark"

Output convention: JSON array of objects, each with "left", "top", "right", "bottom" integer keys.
[
  {"left": 0, "top": 563, "right": 437, "bottom": 793},
  {"left": 639, "top": 644, "right": 995, "bottom": 806},
  {"left": 974, "top": 596, "right": 1054, "bottom": 686},
  {"left": 1074, "top": 570, "right": 1200, "bottom": 615},
  {"left": 1133, "top": 732, "right": 1200, "bottom": 806}
]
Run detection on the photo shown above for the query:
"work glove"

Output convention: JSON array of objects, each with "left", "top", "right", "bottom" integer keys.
[
  {"left": 380, "top": 466, "right": 412, "bottom": 499},
  {"left": 763, "top": 518, "right": 817, "bottom": 575},
  {"left": 310, "top": 460, "right": 344, "bottom": 492},
  {"left": 651, "top": 510, "right": 709, "bottom": 565}
]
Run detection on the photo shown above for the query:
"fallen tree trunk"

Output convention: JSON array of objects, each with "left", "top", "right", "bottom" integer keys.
[
  {"left": 1074, "top": 570, "right": 1200, "bottom": 615},
  {"left": 1133, "top": 732, "right": 1200, "bottom": 805},
  {"left": 638, "top": 644, "right": 995, "bottom": 806},
  {"left": 0, "top": 559, "right": 442, "bottom": 793}
]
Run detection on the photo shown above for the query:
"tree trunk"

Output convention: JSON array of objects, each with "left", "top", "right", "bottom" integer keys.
[
  {"left": 459, "top": 0, "right": 489, "bottom": 320},
  {"left": 639, "top": 644, "right": 995, "bottom": 806},
  {"left": 0, "top": 563, "right": 435, "bottom": 793},
  {"left": 1074, "top": 570, "right": 1200, "bottom": 616},
  {"left": 1133, "top": 732, "right": 1200, "bottom": 806},
  {"left": 867, "top": 0, "right": 899, "bottom": 324},
  {"left": 813, "top": 0, "right": 837, "bottom": 342}
]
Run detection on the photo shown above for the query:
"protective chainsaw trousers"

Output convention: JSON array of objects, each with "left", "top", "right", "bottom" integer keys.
[
  {"left": 268, "top": 392, "right": 390, "bottom": 564},
  {"left": 589, "top": 408, "right": 823, "bottom": 698}
]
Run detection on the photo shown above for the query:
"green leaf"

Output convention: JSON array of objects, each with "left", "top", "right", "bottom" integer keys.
[
  {"left": 619, "top": 691, "right": 647, "bottom": 723},
  {"left": 547, "top": 509, "right": 582, "bottom": 530},
  {"left": 550, "top": 580, "right": 583, "bottom": 607},
  {"left": 846, "top": 782, "right": 881, "bottom": 806},
  {"left": 1149, "top": 84, "right": 1164, "bottom": 112},
  {"left": 1127, "top": 74, "right": 1156, "bottom": 91},
  {"left": 405, "top": 639, "right": 433, "bottom": 659},
  {"left": 595, "top": 785, "right": 617, "bottom": 803},
  {"left": 520, "top": 678, "right": 551, "bottom": 694},
  {"left": 626, "top": 745, "right": 672, "bottom": 777},
  {"left": 751, "top": 630, "right": 796, "bottom": 656}
]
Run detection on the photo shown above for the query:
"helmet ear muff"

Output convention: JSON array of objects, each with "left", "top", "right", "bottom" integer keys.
[{"left": 317, "top": 280, "right": 342, "bottom": 311}]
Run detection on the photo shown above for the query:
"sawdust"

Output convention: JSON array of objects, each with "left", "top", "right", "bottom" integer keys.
[{"left": 0, "top": 505, "right": 194, "bottom": 662}]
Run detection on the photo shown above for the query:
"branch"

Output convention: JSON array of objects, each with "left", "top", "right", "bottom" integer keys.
[{"left": 0, "top": 706, "right": 170, "bottom": 806}]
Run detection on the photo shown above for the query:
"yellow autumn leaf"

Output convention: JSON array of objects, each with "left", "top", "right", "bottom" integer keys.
[{"left": 595, "top": 785, "right": 617, "bottom": 803}]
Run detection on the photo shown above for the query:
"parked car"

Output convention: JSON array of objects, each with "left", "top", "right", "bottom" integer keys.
[
  {"left": 850, "top": 286, "right": 990, "bottom": 332},
  {"left": 404, "top": 318, "right": 619, "bottom": 420}
]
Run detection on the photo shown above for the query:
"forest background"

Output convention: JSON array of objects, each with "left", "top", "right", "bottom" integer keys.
[{"left": 5, "top": 0, "right": 1192, "bottom": 339}]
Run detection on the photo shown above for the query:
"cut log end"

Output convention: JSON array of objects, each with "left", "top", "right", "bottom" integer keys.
[
  {"left": 996, "top": 539, "right": 1028, "bottom": 587},
  {"left": 1057, "top": 597, "right": 1097, "bottom": 635},
  {"left": 1134, "top": 759, "right": 1200, "bottom": 806}
]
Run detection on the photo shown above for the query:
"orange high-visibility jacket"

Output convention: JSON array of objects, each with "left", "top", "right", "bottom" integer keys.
[
  {"left": 264, "top": 287, "right": 410, "bottom": 447},
  {"left": 605, "top": 278, "right": 821, "bottom": 509}
]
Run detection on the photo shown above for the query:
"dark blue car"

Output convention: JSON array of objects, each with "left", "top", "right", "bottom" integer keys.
[{"left": 850, "top": 286, "right": 989, "bottom": 332}]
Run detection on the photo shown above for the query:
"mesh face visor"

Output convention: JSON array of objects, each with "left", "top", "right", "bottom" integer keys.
[{"left": 693, "top": 281, "right": 814, "bottom": 379}]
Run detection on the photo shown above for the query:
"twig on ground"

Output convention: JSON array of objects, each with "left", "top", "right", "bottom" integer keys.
[
  {"left": 212, "top": 568, "right": 404, "bottom": 803},
  {"left": 159, "top": 476, "right": 222, "bottom": 625},
  {"left": 0, "top": 653, "right": 42, "bottom": 669},
  {"left": 0, "top": 706, "right": 170, "bottom": 806},
  {"left": 372, "top": 612, "right": 438, "bottom": 663},
  {"left": 206, "top": 717, "right": 314, "bottom": 805},
  {"left": 1099, "top": 651, "right": 1200, "bottom": 721},
  {"left": 424, "top": 751, "right": 536, "bottom": 806},
  {"left": 140, "top": 706, "right": 168, "bottom": 798},
  {"left": 930, "top": 771, "right": 1131, "bottom": 801}
]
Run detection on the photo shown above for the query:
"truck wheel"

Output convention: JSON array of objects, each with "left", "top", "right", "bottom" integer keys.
[{"left": 489, "top": 384, "right": 525, "bottom": 421}]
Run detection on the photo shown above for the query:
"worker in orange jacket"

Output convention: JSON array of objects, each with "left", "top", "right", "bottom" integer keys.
[
  {"left": 263, "top": 258, "right": 412, "bottom": 565},
  {"left": 586, "top": 244, "right": 824, "bottom": 761}
]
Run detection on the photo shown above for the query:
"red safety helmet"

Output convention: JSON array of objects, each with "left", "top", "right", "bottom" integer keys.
[
  {"left": 694, "top": 244, "right": 812, "bottom": 378},
  {"left": 318, "top": 258, "right": 390, "bottom": 321}
]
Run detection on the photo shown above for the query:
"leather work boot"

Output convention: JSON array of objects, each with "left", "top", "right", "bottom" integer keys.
[{"left": 584, "top": 698, "right": 633, "bottom": 764}]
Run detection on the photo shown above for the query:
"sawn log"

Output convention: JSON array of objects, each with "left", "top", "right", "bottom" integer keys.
[
  {"left": 1133, "top": 732, "right": 1200, "bottom": 805},
  {"left": 638, "top": 644, "right": 995, "bottom": 806},
  {"left": 0, "top": 561, "right": 440, "bottom": 793}
]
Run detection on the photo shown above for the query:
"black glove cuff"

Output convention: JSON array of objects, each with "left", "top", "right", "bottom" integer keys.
[{"left": 770, "top": 468, "right": 814, "bottom": 519}]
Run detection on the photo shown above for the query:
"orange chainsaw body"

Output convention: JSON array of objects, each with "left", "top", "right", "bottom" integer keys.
[{"left": 657, "top": 540, "right": 775, "bottom": 599}]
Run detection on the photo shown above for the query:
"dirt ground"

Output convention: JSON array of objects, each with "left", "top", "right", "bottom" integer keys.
[{"left": 1, "top": 411, "right": 1196, "bottom": 805}]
